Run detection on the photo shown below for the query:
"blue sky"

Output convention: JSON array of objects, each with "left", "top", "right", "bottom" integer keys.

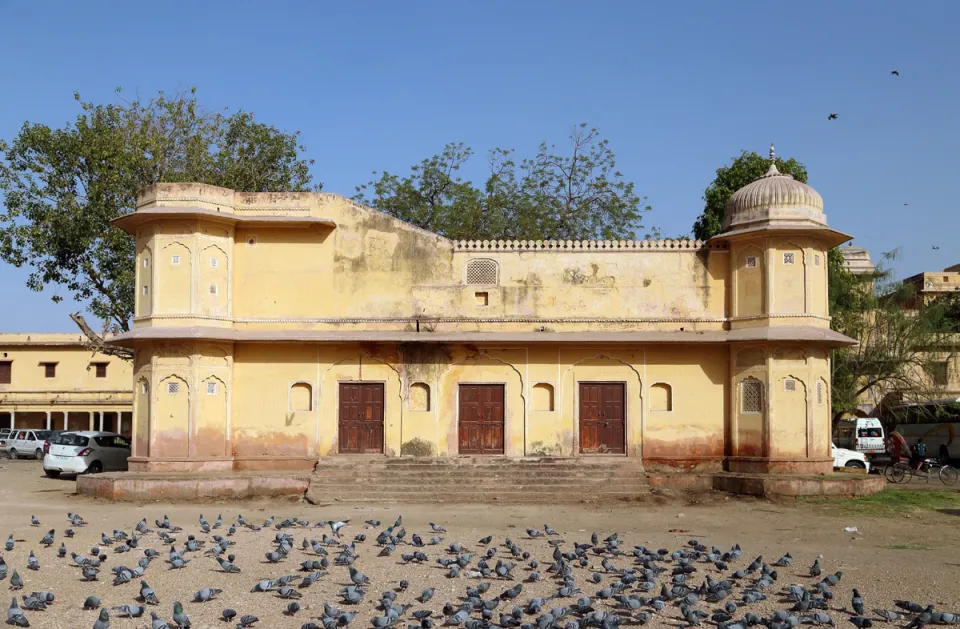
[{"left": 1, "top": 0, "right": 957, "bottom": 331}]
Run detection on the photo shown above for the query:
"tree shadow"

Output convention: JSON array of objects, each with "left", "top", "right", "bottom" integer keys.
[{"left": 936, "top": 509, "right": 960, "bottom": 517}]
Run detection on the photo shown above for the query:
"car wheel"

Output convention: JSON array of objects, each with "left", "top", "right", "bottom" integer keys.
[
  {"left": 8, "top": 448, "right": 17, "bottom": 459},
  {"left": 845, "top": 460, "right": 866, "bottom": 469},
  {"left": 87, "top": 461, "right": 103, "bottom": 474},
  {"left": 34, "top": 449, "right": 44, "bottom": 460},
  {"left": 44, "top": 469, "right": 60, "bottom": 479}
]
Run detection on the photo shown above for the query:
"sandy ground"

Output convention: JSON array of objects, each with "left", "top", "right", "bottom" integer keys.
[{"left": 0, "top": 459, "right": 958, "bottom": 629}]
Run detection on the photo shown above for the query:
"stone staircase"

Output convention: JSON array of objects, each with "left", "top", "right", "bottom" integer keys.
[{"left": 305, "top": 457, "right": 651, "bottom": 504}]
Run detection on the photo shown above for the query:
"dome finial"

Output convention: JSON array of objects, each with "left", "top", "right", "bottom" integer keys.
[{"left": 765, "top": 143, "right": 780, "bottom": 176}]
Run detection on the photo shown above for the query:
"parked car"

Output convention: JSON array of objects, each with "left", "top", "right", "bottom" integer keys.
[
  {"left": 832, "top": 442, "right": 870, "bottom": 473},
  {"left": 42, "top": 431, "right": 131, "bottom": 477},
  {"left": 0, "top": 428, "right": 12, "bottom": 453},
  {"left": 6, "top": 429, "right": 60, "bottom": 460}
]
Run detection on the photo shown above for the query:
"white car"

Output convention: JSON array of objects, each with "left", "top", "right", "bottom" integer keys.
[
  {"left": 42, "top": 431, "right": 131, "bottom": 477},
  {"left": 832, "top": 442, "right": 870, "bottom": 473}
]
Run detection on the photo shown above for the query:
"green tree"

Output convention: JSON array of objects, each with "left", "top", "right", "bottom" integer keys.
[
  {"left": 354, "top": 124, "right": 650, "bottom": 241},
  {"left": 829, "top": 252, "right": 955, "bottom": 420},
  {"left": 692, "top": 149, "right": 808, "bottom": 241},
  {"left": 0, "top": 88, "right": 316, "bottom": 336}
]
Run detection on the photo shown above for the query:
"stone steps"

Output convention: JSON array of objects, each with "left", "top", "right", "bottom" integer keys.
[{"left": 305, "top": 457, "right": 651, "bottom": 504}]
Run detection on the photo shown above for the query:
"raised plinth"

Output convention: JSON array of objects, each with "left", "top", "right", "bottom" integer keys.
[{"left": 76, "top": 457, "right": 886, "bottom": 502}]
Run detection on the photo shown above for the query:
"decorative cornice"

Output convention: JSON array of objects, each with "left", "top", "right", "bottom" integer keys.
[
  {"left": 453, "top": 239, "right": 726, "bottom": 252},
  {"left": 137, "top": 314, "right": 728, "bottom": 324},
  {"left": 729, "top": 313, "right": 833, "bottom": 322}
]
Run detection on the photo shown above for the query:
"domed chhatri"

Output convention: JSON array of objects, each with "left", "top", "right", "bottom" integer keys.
[{"left": 722, "top": 144, "right": 827, "bottom": 232}]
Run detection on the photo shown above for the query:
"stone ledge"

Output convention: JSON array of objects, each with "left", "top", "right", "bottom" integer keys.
[
  {"left": 648, "top": 471, "right": 886, "bottom": 498},
  {"left": 77, "top": 471, "right": 311, "bottom": 501}
]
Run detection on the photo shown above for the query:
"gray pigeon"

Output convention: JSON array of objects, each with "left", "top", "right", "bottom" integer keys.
[
  {"left": 7, "top": 597, "right": 29, "bottom": 627},
  {"left": 84, "top": 596, "right": 101, "bottom": 610},
  {"left": 93, "top": 608, "right": 111, "bottom": 629},
  {"left": 10, "top": 569, "right": 23, "bottom": 590},
  {"left": 172, "top": 601, "right": 190, "bottom": 628},
  {"left": 150, "top": 610, "right": 170, "bottom": 629},
  {"left": 192, "top": 588, "right": 222, "bottom": 602},
  {"left": 111, "top": 605, "right": 145, "bottom": 618}
]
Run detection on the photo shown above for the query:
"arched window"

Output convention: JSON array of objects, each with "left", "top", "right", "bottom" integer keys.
[
  {"left": 409, "top": 382, "right": 431, "bottom": 412},
  {"left": 290, "top": 382, "right": 313, "bottom": 412},
  {"left": 532, "top": 383, "right": 555, "bottom": 411},
  {"left": 466, "top": 259, "right": 499, "bottom": 285},
  {"left": 650, "top": 383, "right": 672, "bottom": 411},
  {"left": 741, "top": 378, "right": 763, "bottom": 413}
]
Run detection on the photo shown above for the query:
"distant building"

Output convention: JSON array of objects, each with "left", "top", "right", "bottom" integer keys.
[
  {"left": 840, "top": 245, "right": 875, "bottom": 276},
  {"left": 0, "top": 334, "right": 133, "bottom": 433},
  {"left": 107, "top": 147, "right": 856, "bottom": 474}
]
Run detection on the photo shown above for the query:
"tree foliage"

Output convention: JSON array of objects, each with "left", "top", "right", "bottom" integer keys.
[
  {"left": 692, "top": 150, "right": 807, "bottom": 241},
  {"left": 0, "top": 88, "right": 316, "bottom": 333},
  {"left": 829, "top": 252, "right": 956, "bottom": 419},
  {"left": 354, "top": 124, "right": 651, "bottom": 241}
]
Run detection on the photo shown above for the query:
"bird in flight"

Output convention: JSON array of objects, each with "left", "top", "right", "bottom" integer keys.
[
  {"left": 932, "top": 246, "right": 940, "bottom": 250},
  {"left": 891, "top": 70, "right": 900, "bottom": 76},
  {"left": 827, "top": 113, "right": 839, "bottom": 120}
]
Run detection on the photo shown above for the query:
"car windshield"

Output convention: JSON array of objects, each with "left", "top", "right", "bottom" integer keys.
[
  {"left": 55, "top": 433, "right": 89, "bottom": 447},
  {"left": 33, "top": 431, "right": 54, "bottom": 440}
]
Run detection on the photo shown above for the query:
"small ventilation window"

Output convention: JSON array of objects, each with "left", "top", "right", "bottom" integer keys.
[
  {"left": 784, "top": 379, "right": 797, "bottom": 392},
  {"left": 167, "top": 381, "right": 180, "bottom": 394},
  {"left": 142, "top": 285, "right": 149, "bottom": 296},
  {"left": 42, "top": 363, "right": 57, "bottom": 378},
  {"left": 206, "top": 381, "right": 218, "bottom": 395},
  {"left": 741, "top": 379, "right": 763, "bottom": 413},
  {"left": 210, "top": 258, "right": 219, "bottom": 268},
  {"left": 94, "top": 363, "right": 108, "bottom": 378},
  {"left": 171, "top": 255, "right": 181, "bottom": 265},
  {"left": 246, "top": 237, "right": 257, "bottom": 247},
  {"left": 745, "top": 256, "right": 758, "bottom": 268},
  {"left": 475, "top": 291, "right": 489, "bottom": 306},
  {"left": 466, "top": 258, "right": 499, "bottom": 285},
  {"left": 817, "top": 381, "right": 825, "bottom": 405},
  {"left": 141, "top": 381, "right": 149, "bottom": 395},
  {"left": 814, "top": 254, "right": 821, "bottom": 266},
  {"left": 783, "top": 252, "right": 795, "bottom": 265},
  {"left": 209, "top": 284, "right": 218, "bottom": 295},
  {"left": 143, "top": 258, "right": 150, "bottom": 268}
]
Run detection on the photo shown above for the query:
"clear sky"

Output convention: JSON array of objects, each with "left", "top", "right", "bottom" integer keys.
[{"left": 1, "top": 0, "right": 957, "bottom": 332}]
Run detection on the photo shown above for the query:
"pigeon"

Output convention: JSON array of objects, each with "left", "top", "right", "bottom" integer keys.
[
  {"left": 773, "top": 553, "right": 792, "bottom": 567},
  {"left": 4, "top": 536, "right": 13, "bottom": 552},
  {"left": 26, "top": 553, "right": 39, "bottom": 571},
  {"left": 192, "top": 588, "right": 222, "bottom": 602},
  {"left": 285, "top": 601, "right": 301, "bottom": 615},
  {"left": 237, "top": 614, "right": 259, "bottom": 627},
  {"left": 349, "top": 566, "right": 370, "bottom": 586},
  {"left": 93, "top": 608, "right": 111, "bottom": 629},
  {"left": 891, "top": 70, "right": 899, "bottom": 76},
  {"left": 7, "top": 597, "right": 29, "bottom": 627},
  {"left": 111, "top": 605, "right": 146, "bottom": 618},
  {"left": 809, "top": 560, "right": 821, "bottom": 578},
  {"left": 10, "top": 570, "right": 23, "bottom": 590},
  {"left": 221, "top": 609, "right": 237, "bottom": 622},
  {"left": 905, "top": 606, "right": 935, "bottom": 629},
  {"left": 150, "top": 611, "right": 171, "bottom": 629},
  {"left": 84, "top": 596, "right": 102, "bottom": 610},
  {"left": 172, "top": 601, "right": 191, "bottom": 628},
  {"left": 827, "top": 113, "right": 839, "bottom": 120},
  {"left": 873, "top": 610, "right": 904, "bottom": 622},
  {"left": 849, "top": 617, "right": 872, "bottom": 629},
  {"left": 139, "top": 581, "right": 161, "bottom": 605},
  {"left": 851, "top": 589, "right": 865, "bottom": 616}
]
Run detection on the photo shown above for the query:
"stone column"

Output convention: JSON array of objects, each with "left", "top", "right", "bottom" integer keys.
[
  {"left": 98, "top": 411, "right": 104, "bottom": 431},
  {"left": 9, "top": 411, "right": 15, "bottom": 429},
  {"left": 62, "top": 412, "right": 68, "bottom": 431},
  {"left": 46, "top": 411, "right": 51, "bottom": 430},
  {"left": 88, "top": 411, "right": 94, "bottom": 431}
]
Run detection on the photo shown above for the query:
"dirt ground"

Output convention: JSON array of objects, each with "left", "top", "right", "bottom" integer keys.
[{"left": 0, "top": 459, "right": 958, "bottom": 629}]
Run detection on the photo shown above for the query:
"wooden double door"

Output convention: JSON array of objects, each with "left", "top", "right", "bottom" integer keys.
[
  {"left": 339, "top": 383, "right": 384, "bottom": 454},
  {"left": 458, "top": 384, "right": 505, "bottom": 455},
  {"left": 579, "top": 382, "right": 626, "bottom": 454}
]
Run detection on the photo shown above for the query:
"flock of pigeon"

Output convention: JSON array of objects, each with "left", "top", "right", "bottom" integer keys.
[{"left": 1, "top": 511, "right": 956, "bottom": 629}]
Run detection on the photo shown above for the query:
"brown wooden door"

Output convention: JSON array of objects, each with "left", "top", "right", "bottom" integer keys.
[
  {"left": 338, "top": 383, "right": 384, "bottom": 454},
  {"left": 458, "top": 384, "right": 505, "bottom": 455},
  {"left": 579, "top": 382, "right": 625, "bottom": 454},
  {"left": 0, "top": 361, "right": 11, "bottom": 384}
]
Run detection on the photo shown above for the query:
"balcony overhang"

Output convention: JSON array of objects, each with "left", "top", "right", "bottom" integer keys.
[
  {"left": 111, "top": 207, "right": 336, "bottom": 234},
  {"left": 107, "top": 325, "right": 857, "bottom": 348},
  {"left": 709, "top": 223, "right": 852, "bottom": 249}
]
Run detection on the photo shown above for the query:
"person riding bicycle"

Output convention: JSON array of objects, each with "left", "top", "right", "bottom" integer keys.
[{"left": 911, "top": 438, "right": 928, "bottom": 470}]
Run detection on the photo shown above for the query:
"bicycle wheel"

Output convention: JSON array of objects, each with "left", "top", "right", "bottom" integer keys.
[
  {"left": 939, "top": 465, "right": 959, "bottom": 486},
  {"left": 888, "top": 463, "right": 908, "bottom": 484}
]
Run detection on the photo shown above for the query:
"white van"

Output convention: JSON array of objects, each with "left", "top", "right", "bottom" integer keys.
[{"left": 833, "top": 417, "right": 885, "bottom": 455}]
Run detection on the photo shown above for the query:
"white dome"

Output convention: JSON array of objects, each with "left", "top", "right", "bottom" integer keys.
[{"left": 722, "top": 145, "right": 827, "bottom": 232}]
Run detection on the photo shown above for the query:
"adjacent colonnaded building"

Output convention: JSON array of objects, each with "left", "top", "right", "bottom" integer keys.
[
  {"left": 0, "top": 334, "right": 133, "bottom": 433},
  {"left": 108, "top": 148, "right": 856, "bottom": 474}
]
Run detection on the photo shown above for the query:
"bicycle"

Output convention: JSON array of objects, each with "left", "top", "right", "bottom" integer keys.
[{"left": 886, "top": 458, "right": 958, "bottom": 485}]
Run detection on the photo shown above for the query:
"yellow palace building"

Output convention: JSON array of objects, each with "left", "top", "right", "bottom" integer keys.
[{"left": 108, "top": 148, "right": 855, "bottom": 474}]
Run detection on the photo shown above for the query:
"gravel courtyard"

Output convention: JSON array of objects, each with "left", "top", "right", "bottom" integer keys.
[{"left": 0, "top": 459, "right": 958, "bottom": 629}]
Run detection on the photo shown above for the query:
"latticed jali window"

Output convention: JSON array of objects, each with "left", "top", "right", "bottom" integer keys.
[
  {"left": 466, "top": 258, "right": 499, "bottom": 285},
  {"left": 741, "top": 379, "right": 763, "bottom": 413}
]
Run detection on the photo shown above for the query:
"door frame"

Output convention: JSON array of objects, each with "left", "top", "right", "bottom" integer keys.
[
  {"left": 336, "top": 380, "right": 387, "bottom": 455},
  {"left": 575, "top": 380, "right": 628, "bottom": 456},
  {"left": 456, "top": 381, "right": 508, "bottom": 456}
]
